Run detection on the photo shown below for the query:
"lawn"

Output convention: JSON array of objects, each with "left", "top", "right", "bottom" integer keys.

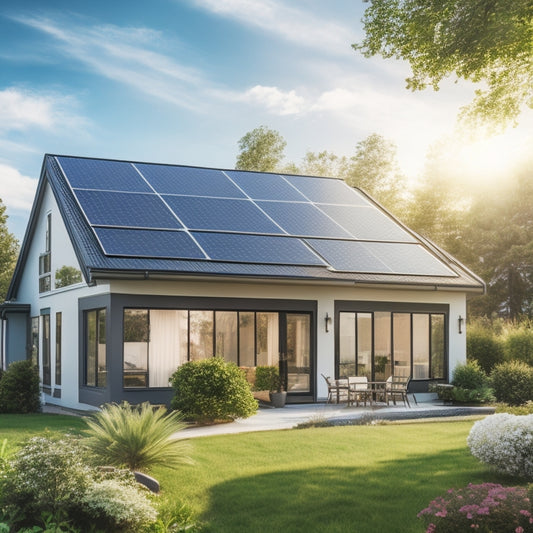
[{"left": 0, "top": 415, "right": 521, "bottom": 532}]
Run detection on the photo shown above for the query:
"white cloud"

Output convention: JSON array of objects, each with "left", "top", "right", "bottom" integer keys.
[
  {"left": 12, "top": 15, "right": 208, "bottom": 112},
  {"left": 242, "top": 85, "right": 306, "bottom": 115},
  {"left": 0, "top": 164, "right": 37, "bottom": 211},
  {"left": 0, "top": 87, "right": 87, "bottom": 133},
  {"left": 189, "top": 0, "right": 356, "bottom": 56}
]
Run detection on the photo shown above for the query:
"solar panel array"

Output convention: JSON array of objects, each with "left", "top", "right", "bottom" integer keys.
[{"left": 56, "top": 156, "right": 456, "bottom": 277}]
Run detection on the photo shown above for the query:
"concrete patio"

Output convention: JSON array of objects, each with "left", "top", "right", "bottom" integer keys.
[{"left": 179, "top": 400, "right": 495, "bottom": 438}]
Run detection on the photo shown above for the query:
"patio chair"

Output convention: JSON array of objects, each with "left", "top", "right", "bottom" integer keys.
[
  {"left": 386, "top": 375, "right": 411, "bottom": 408},
  {"left": 348, "top": 376, "right": 372, "bottom": 406},
  {"left": 321, "top": 374, "right": 349, "bottom": 404}
]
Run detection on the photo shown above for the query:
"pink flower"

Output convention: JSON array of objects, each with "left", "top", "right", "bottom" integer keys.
[
  {"left": 435, "top": 510, "right": 447, "bottom": 518},
  {"left": 515, "top": 527, "right": 524, "bottom": 533}
]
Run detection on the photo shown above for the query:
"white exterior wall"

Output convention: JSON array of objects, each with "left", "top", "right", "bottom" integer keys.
[{"left": 15, "top": 184, "right": 109, "bottom": 410}]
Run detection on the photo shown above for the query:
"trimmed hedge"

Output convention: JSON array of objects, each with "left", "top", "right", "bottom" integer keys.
[
  {"left": 170, "top": 357, "right": 257, "bottom": 423},
  {"left": 491, "top": 360, "right": 533, "bottom": 406}
]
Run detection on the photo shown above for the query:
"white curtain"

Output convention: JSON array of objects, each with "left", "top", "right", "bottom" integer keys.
[{"left": 149, "top": 310, "right": 188, "bottom": 387}]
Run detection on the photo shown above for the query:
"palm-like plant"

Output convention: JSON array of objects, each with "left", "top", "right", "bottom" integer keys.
[{"left": 85, "top": 402, "right": 192, "bottom": 472}]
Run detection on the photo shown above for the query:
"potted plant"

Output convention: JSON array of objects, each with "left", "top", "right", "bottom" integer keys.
[{"left": 254, "top": 365, "right": 287, "bottom": 408}]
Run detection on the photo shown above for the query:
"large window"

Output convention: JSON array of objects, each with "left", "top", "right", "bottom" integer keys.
[
  {"left": 42, "top": 313, "right": 51, "bottom": 389},
  {"left": 85, "top": 309, "right": 107, "bottom": 387},
  {"left": 338, "top": 310, "right": 446, "bottom": 380},
  {"left": 39, "top": 213, "right": 51, "bottom": 293},
  {"left": 122, "top": 308, "right": 310, "bottom": 393}
]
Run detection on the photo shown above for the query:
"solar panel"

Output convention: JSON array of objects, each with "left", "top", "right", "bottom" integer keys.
[
  {"left": 283, "top": 175, "right": 371, "bottom": 206},
  {"left": 306, "top": 239, "right": 456, "bottom": 276},
  {"left": 57, "top": 157, "right": 152, "bottom": 192},
  {"left": 318, "top": 204, "right": 417, "bottom": 242},
  {"left": 163, "top": 196, "right": 284, "bottom": 234},
  {"left": 193, "top": 232, "right": 324, "bottom": 265},
  {"left": 225, "top": 170, "right": 307, "bottom": 201},
  {"left": 95, "top": 227, "right": 205, "bottom": 259},
  {"left": 257, "top": 201, "right": 352, "bottom": 238},
  {"left": 136, "top": 164, "right": 246, "bottom": 198},
  {"left": 74, "top": 190, "right": 182, "bottom": 229}
]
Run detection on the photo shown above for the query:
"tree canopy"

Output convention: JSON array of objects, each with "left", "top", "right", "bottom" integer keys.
[
  {"left": 354, "top": 1, "right": 533, "bottom": 126},
  {"left": 0, "top": 199, "right": 19, "bottom": 302},
  {"left": 235, "top": 125, "right": 287, "bottom": 172}
]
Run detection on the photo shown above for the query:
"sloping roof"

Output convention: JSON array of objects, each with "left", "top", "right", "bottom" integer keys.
[{"left": 7, "top": 154, "right": 485, "bottom": 299}]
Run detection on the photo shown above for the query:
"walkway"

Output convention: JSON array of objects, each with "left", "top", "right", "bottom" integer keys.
[{"left": 179, "top": 402, "right": 494, "bottom": 438}]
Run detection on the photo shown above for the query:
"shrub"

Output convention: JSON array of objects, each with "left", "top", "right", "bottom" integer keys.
[
  {"left": 491, "top": 361, "right": 533, "bottom": 405},
  {"left": 467, "top": 413, "right": 533, "bottom": 479},
  {"left": 0, "top": 360, "right": 41, "bottom": 414},
  {"left": 81, "top": 474, "right": 157, "bottom": 531},
  {"left": 452, "top": 360, "right": 488, "bottom": 390},
  {"left": 467, "top": 325, "right": 505, "bottom": 374},
  {"left": 418, "top": 483, "right": 532, "bottom": 533},
  {"left": 85, "top": 402, "right": 192, "bottom": 472},
  {"left": 0, "top": 435, "right": 162, "bottom": 532},
  {"left": 170, "top": 357, "right": 257, "bottom": 423},
  {"left": 496, "top": 401, "right": 533, "bottom": 415},
  {"left": 254, "top": 366, "right": 280, "bottom": 392},
  {"left": 505, "top": 326, "right": 533, "bottom": 366},
  {"left": 0, "top": 435, "right": 93, "bottom": 527},
  {"left": 449, "top": 386, "right": 494, "bottom": 404}
]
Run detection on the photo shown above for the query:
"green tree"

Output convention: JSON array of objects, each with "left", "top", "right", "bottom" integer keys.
[
  {"left": 0, "top": 199, "right": 19, "bottom": 302},
  {"left": 354, "top": 1, "right": 532, "bottom": 127},
  {"left": 344, "top": 133, "right": 406, "bottom": 213},
  {"left": 55, "top": 265, "right": 82, "bottom": 288},
  {"left": 235, "top": 125, "right": 287, "bottom": 172}
]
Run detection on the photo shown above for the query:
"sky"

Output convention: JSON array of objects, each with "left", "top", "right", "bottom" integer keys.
[{"left": 1, "top": 0, "right": 532, "bottom": 242}]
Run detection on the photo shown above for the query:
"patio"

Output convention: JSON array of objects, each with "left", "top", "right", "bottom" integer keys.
[{"left": 179, "top": 401, "right": 495, "bottom": 438}]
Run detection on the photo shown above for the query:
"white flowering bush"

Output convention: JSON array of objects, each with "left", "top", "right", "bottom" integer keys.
[
  {"left": 467, "top": 413, "right": 533, "bottom": 478},
  {"left": 81, "top": 476, "right": 157, "bottom": 531}
]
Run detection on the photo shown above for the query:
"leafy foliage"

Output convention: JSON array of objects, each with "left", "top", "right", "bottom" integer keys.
[
  {"left": 0, "top": 360, "right": 41, "bottom": 414},
  {"left": 235, "top": 125, "right": 286, "bottom": 172},
  {"left": 55, "top": 265, "right": 82, "bottom": 288},
  {"left": 0, "top": 199, "right": 18, "bottom": 302},
  {"left": 466, "top": 323, "right": 505, "bottom": 373},
  {"left": 170, "top": 357, "right": 257, "bottom": 423},
  {"left": 452, "top": 360, "right": 488, "bottom": 390},
  {"left": 504, "top": 324, "right": 533, "bottom": 366},
  {"left": 355, "top": 0, "right": 532, "bottom": 127},
  {"left": 254, "top": 366, "right": 280, "bottom": 392},
  {"left": 84, "top": 402, "right": 191, "bottom": 472},
  {"left": 491, "top": 360, "right": 533, "bottom": 406}
]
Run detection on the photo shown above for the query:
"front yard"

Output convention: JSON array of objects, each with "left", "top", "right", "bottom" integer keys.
[{"left": 0, "top": 414, "right": 520, "bottom": 532}]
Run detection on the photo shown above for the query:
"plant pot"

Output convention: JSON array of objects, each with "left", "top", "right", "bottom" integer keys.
[{"left": 269, "top": 391, "right": 287, "bottom": 408}]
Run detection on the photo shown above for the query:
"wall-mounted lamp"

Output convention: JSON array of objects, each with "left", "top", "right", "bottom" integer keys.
[
  {"left": 325, "top": 312, "right": 332, "bottom": 333},
  {"left": 458, "top": 315, "right": 464, "bottom": 334}
]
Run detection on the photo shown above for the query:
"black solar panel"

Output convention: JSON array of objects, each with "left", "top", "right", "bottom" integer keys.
[
  {"left": 57, "top": 157, "right": 152, "bottom": 192},
  {"left": 257, "top": 201, "right": 352, "bottom": 238},
  {"left": 193, "top": 232, "right": 324, "bottom": 265},
  {"left": 283, "top": 174, "right": 370, "bottom": 205},
  {"left": 136, "top": 164, "right": 245, "bottom": 198},
  {"left": 95, "top": 227, "right": 205, "bottom": 258},
  {"left": 55, "top": 156, "right": 459, "bottom": 278},
  {"left": 74, "top": 190, "right": 182, "bottom": 229},
  {"left": 225, "top": 170, "right": 307, "bottom": 201},
  {"left": 162, "top": 196, "right": 284, "bottom": 234},
  {"left": 318, "top": 204, "right": 416, "bottom": 242}
]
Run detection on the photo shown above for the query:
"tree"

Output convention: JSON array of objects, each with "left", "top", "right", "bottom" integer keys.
[
  {"left": 235, "top": 125, "right": 287, "bottom": 172},
  {"left": 344, "top": 133, "right": 406, "bottom": 213},
  {"left": 0, "top": 199, "right": 18, "bottom": 302},
  {"left": 55, "top": 265, "right": 82, "bottom": 288},
  {"left": 354, "top": 1, "right": 532, "bottom": 127}
]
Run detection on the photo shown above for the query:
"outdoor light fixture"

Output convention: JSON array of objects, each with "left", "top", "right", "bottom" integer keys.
[
  {"left": 458, "top": 315, "right": 464, "bottom": 334},
  {"left": 325, "top": 312, "right": 332, "bottom": 332}
]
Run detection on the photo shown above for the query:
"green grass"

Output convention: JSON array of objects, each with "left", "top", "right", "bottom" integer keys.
[
  {"left": 154, "top": 420, "right": 519, "bottom": 533},
  {"left": 0, "top": 415, "right": 522, "bottom": 532}
]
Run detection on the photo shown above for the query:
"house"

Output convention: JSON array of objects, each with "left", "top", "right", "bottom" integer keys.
[{"left": 0, "top": 155, "right": 484, "bottom": 410}]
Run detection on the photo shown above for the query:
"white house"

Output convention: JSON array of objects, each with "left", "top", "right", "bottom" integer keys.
[{"left": 0, "top": 155, "right": 484, "bottom": 410}]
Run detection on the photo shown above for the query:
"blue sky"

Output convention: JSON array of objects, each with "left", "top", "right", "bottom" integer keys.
[{"left": 1, "top": 0, "right": 532, "bottom": 242}]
